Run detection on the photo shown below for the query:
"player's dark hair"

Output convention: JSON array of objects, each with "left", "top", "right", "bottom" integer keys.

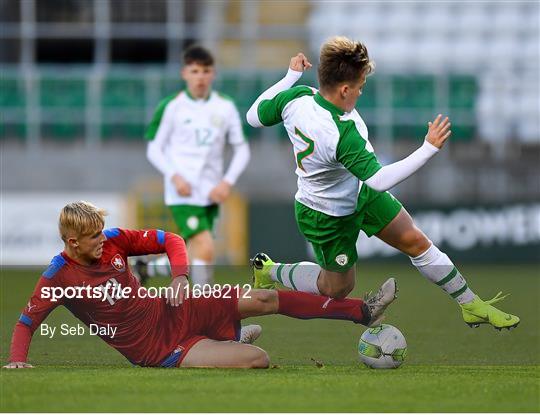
[
  {"left": 318, "top": 36, "right": 374, "bottom": 91},
  {"left": 183, "top": 45, "right": 214, "bottom": 66}
]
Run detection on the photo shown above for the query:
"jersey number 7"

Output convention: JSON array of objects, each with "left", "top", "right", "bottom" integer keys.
[{"left": 294, "top": 127, "right": 314, "bottom": 172}]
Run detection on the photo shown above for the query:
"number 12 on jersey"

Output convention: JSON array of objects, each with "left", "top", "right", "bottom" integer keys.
[{"left": 294, "top": 127, "right": 314, "bottom": 172}]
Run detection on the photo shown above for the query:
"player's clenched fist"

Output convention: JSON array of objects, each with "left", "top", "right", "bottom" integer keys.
[
  {"left": 209, "top": 180, "right": 231, "bottom": 204},
  {"left": 289, "top": 53, "right": 312, "bottom": 72},
  {"left": 171, "top": 174, "right": 192, "bottom": 197},
  {"left": 425, "top": 114, "right": 451, "bottom": 149},
  {"left": 3, "top": 362, "right": 34, "bottom": 369}
]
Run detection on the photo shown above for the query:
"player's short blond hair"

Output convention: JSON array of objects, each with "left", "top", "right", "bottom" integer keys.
[
  {"left": 59, "top": 201, "right": 107, "bottom": 241},
  {"left": 318, "top": 36, "right": 374, "bottom": 91}
]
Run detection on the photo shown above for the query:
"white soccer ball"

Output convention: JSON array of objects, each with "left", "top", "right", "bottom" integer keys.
[{"left": 358, "top": 324, "right": 407, "bottom": 369}]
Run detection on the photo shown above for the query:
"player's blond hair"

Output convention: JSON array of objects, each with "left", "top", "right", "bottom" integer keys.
[
  {"left": 59, "top": 201, "right": 107, "bottom": 241},
  {"left": 318, "top": 36, "right": 374, "bottom": 91}
]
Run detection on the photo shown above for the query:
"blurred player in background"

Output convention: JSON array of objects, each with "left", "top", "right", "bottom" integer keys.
[
  {"left": 139, "top": 45, "right": 250, "bottom": 286},
  {"left": 4, "top": 201, "right": 396, "bottom": 369},
  {"left": 246, "top": 36, "right": 519, "bottom": 331}
]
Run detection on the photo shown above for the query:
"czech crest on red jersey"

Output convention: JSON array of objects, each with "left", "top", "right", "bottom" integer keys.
[{"left": 111, "top": 254, "right": 126, "bottom": 272}]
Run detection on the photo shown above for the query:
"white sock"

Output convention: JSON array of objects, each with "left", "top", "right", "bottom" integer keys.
[
  {"left": 270, "top": 261, "right": 321, "bottom": 294},
  {"left": 191, "top": 258, "right": 213, "bottom": 286},
  {"left": 410, "top": 244, "right": 475, "bottom": 304},
  {"left": 147, "top": 256, "right": 170, "bottom": 277}
]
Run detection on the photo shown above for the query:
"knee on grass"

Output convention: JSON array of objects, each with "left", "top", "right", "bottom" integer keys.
[
  {"left": 252, "top": 350, "right": 270, "bottom": 369},
  {"left": 243, "top": 347, "right": 270, "bottom": 369}
]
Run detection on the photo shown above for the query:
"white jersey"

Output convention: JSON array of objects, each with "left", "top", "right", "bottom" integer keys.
[
  {"left": 147, "top": 90, "right": 246, "bottom": 206},
  {"left": 257, "top": 86, "right": 382, "bottom": 216}
]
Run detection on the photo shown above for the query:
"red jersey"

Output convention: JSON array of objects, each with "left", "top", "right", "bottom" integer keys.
[{"left": 8, "top": 228, "right": 195, "bottom": 367}]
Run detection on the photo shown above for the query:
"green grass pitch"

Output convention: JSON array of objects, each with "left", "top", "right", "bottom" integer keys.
[{"left": 1, "top": 262, "right": 539, "bottom": 412}]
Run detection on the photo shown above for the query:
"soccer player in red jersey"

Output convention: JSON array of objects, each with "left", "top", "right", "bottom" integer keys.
[{"left": 4, "top": 201, "right": 395, "bottom": 369}]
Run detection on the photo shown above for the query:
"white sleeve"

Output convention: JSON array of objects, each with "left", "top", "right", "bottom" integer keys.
[
  {"left": 227, "top": 103, "right": 246, "bottom": 146},
  {"left": 246, "top": 68, "right": 303, "bottom": 128},
  {"left": 223, "top": 142, "right": 250, "bottom": 185},
  {"left": 146, "top": 107, "right": 178, "bottom": 181},
  {"left": 364, "top": 141, "right": 439, "bottom": 192}
]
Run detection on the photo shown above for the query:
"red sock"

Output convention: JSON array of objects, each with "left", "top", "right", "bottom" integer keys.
[{"left": 277, "top": 290, "right": 369, "bottom": 325}]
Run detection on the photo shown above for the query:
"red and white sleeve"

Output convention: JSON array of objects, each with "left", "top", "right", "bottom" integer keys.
[
  {"left": 120, "top": 229, "right": 189, "bottom": 279},
  {"left": 9, "top": 277, "right": 63, "bottom": 363}
]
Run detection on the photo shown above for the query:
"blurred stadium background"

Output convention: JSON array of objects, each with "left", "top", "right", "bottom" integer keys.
[{"left": 1, "top": 0, "right": 539, "bottom": 266}]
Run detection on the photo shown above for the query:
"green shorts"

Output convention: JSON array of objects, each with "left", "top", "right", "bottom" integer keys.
[
  {"left": 169, "top": 204, "right": 219, "bottom": 241},
  {"left": 295, "top": 186, "right": 402, "bottom": 272}
]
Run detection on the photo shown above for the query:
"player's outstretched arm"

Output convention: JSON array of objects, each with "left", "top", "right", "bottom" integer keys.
[
  {"left": 363, "top": 114, "right": 451, "bottom": 192},
  {"left": 246, "top": 53, "right": 312, "bottom": 128},
  {"left": 5, "top": 272, "right": 64, "bottom": 370},
  {"left": 3, "top": 362, "right": 34, "bottom": 369}
]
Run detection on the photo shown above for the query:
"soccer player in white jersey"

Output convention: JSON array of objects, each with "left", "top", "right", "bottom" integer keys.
[
  {"left": 140, "top": 46, "right": 250, "bottom": 285},
  {"left": 246, "top": 36, "right": 519, "bottom": 330}
]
